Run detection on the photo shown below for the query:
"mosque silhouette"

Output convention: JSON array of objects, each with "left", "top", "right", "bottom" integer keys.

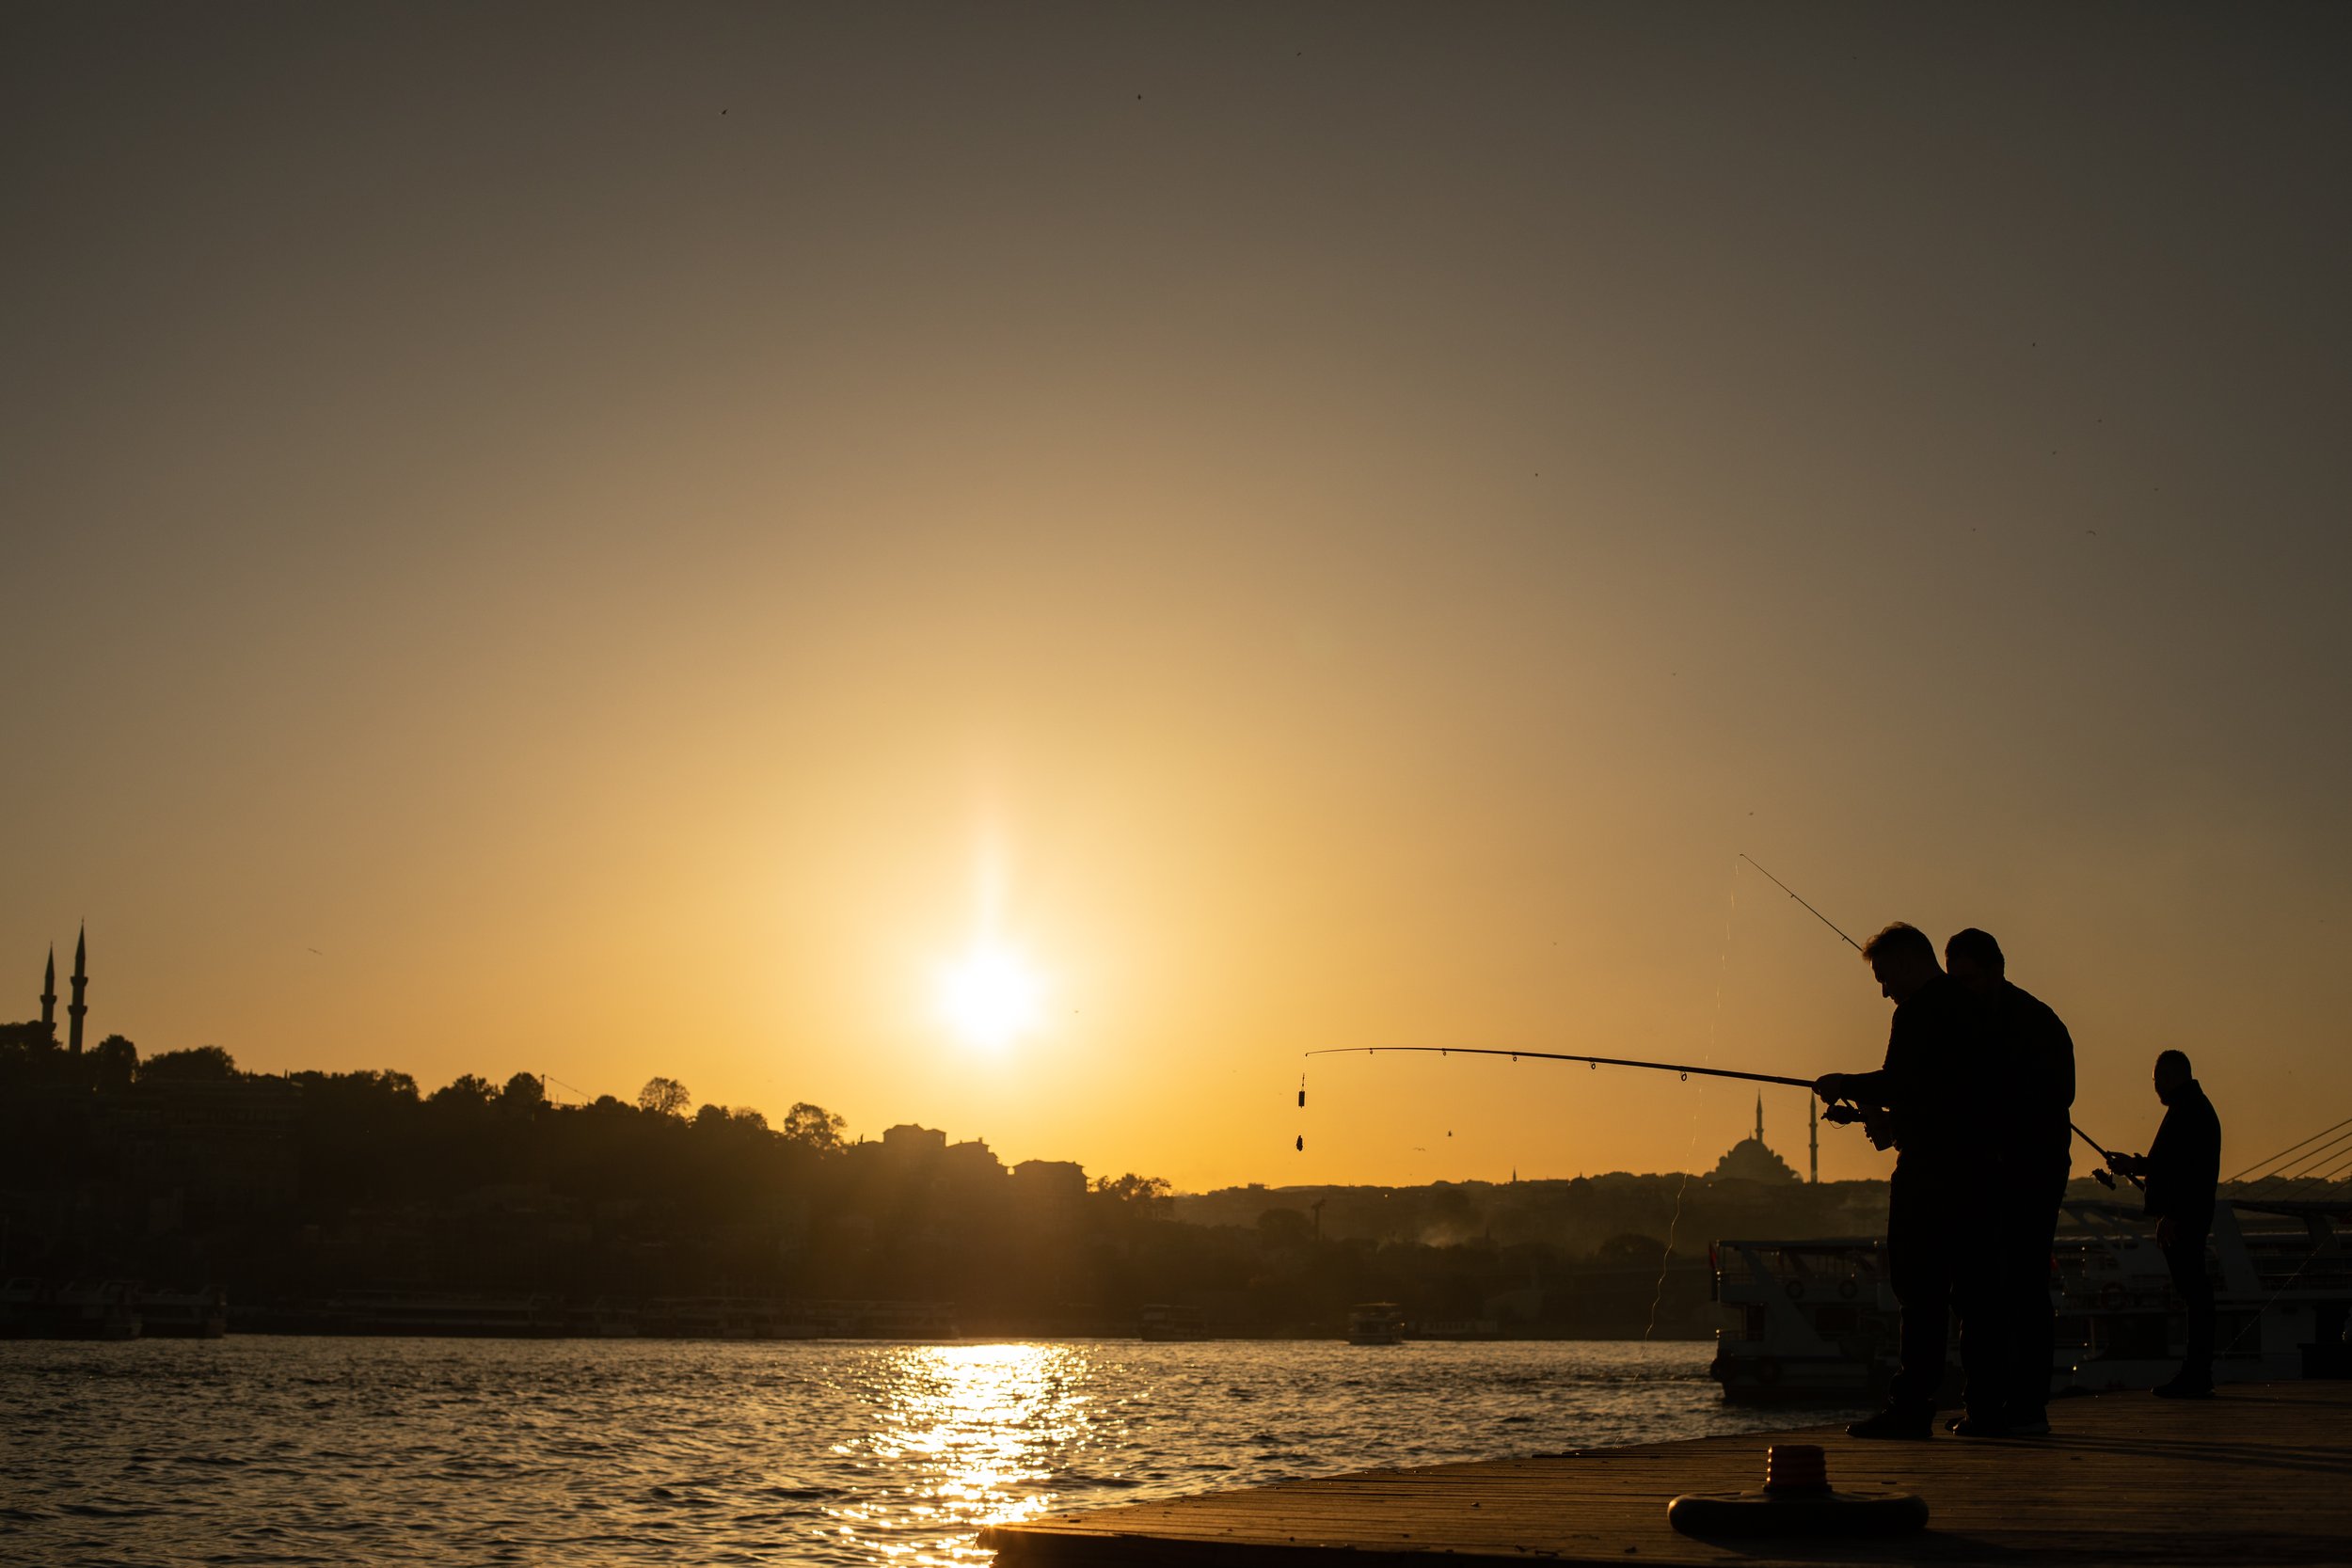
[{"left": 1709, "top": 1094, "right": 1809, "bottom": 1184}]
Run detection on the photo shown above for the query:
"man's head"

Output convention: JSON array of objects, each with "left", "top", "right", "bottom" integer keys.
[
  {"left": 2153, "top": 1049, "right": 2194, "bottom": 1103},
  {"left": 1944, "top": 928, "right": 2005, "bottom": 992},
  {"left": 1861, "top": 922, "right": 1942, "bottom": 1005}
]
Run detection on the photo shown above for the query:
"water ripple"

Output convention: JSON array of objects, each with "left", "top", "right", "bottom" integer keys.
[{"left": 0, "top": 1338, "right": 1834, "bottom": 1566}]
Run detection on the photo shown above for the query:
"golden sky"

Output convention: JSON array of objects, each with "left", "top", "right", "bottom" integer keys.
[{"left": 7, "top": 5, "right": 2348, "bottom": 1191}]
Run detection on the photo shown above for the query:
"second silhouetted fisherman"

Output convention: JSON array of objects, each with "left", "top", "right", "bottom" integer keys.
[
  {"left": 2111, "top": 1051, "right": 2223, "bottom": 1398},
  {"left": 1947, "top": 927, "right": 2074, "bottom": 1436}
]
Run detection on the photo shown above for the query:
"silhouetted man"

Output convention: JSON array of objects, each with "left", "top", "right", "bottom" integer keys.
[
  {"left": 1815, "top": 922, "right": 1996, "bottom": 1439},
  {"left": 2111, "top": 1051, "right": 2221, "bottom": 1398},
  {"left": 1946, "top": 927, "right": 2073, "bottom": 1437}
]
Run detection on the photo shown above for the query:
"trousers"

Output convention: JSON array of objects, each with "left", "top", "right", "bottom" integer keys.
[
  {"left": 1995, "top": 1157, "right": 2067, "bottom": 1418},
  {"left": 1885, "top": 1164, "right": 1995, "bottom": 1410},
  {"left": 2162, "top": 1222, "right": 2216, "bottom": 1377}
]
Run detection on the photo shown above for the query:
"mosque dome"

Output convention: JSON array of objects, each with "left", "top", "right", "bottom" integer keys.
[{"left": 1710, "top": 1096, "right": 1801, "bottom": 1184}]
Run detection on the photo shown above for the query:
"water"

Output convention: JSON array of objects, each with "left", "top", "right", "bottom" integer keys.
[{"left": 0, "top": 1338, "right": 1829, "bottom": 1566}]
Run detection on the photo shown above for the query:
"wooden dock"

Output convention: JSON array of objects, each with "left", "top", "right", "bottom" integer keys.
[{"left": 981, "top": 1381, "right": 2352, "bottom": 1566}]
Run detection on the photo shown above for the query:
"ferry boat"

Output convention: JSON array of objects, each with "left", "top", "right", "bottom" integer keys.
[
  {"left": 1346, "top": 1302, "right": 1409, "bottom": 1345},
  {"left": 1409, "top": 1318, "right": 1504, "bottom": 1340},
  {"left": 1138, "top": 1304, "right": 1212, "bottom": 1341},
  {"left": 135, "top": 1286, "right": 228, "bottom": 1338},
  {"left": 1708, "top": 1197, "right": 2352, "bottom": 1403},
  {"left": 0, "top": 1278, "right": 143, "bottom": 1340},
  {"left": 326, "top": 1291, "right": 568, "bottom": 1337}
]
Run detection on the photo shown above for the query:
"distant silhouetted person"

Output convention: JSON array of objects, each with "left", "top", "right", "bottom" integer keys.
[
  {"left": 1946, "top": 927, "right": 2073, "bottom": 1437},
  {"left": 2110, "top": 1051, "right": 2221, "bottom": 1397},
  {"left": 1815, "top": 922, "right": 1998, "bottom": 1439}
]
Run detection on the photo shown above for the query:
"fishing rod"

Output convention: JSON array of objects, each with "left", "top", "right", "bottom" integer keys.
[
  {"left": 2069, "top": 1119, "right": 2144, "bottom": 1192},
  {"left": 1292, "top": 1045, "right": 1878, "bottom": 1151},
  {"left": 1740, "top": 854, "right": 1863, "bottom": 953},
  {"left": 1302, "top": 1044, "right": 1820, "bottom": 1089}
]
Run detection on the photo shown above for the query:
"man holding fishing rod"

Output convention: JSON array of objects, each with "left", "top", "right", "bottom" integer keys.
[
  {"left": 1814, "top": 922, "right": 2006, "bottom": 1440},
  {"left": 2108, "top": 1051, "right": 2223, "bottom": 1399}
]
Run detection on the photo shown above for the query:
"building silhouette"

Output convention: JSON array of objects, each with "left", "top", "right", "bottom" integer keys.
[
  {"left": 26, "top": 927, "right": 87, "bottom": 1053},
  {"left": 1709, "top": 1096, "right": 1801, "bottom": 1184},
  {"left": 67, "top": 926, "right": 87, "bottom": 1054}
]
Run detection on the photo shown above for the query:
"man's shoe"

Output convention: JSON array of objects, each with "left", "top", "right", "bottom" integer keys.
[
  {"left": 1950, "top": 1416, "right": 2012, "bottom": 1438},
  {"left": 2153, "top": 1376, "right": 2215, "bottom": 1400},
  {"left": 1849, "top": 1406, "right": 1933, "bottom": 1440}
]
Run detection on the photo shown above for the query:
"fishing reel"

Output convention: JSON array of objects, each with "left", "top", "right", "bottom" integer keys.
[{"left": 1820, "top": 1101, "right": 1895, "bottom": 1150}]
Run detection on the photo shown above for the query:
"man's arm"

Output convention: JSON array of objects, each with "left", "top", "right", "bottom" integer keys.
[{"left": 1815, "top": 1069, "right": 1894, "bottom": 1108}]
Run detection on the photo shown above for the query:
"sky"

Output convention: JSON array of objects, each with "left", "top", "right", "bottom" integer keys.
[{"left": 6, "top": 3, "right": 2348, "bottom": 1193}]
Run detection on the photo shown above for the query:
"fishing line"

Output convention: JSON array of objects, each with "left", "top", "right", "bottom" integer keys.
[
  {"left": 1738, "top": 854, "right": 1862, "bottom": 952},
  {"left": 1648, "top": 859, "right": 1739, "bottom": 1341}
]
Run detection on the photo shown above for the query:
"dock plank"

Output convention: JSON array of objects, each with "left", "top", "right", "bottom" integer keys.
[{"left": 981, "top": 1382, "right": 2352, "bottom": 1566}]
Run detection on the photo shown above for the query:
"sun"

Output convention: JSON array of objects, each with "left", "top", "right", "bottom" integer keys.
[{"left": 936, "top": 944, "right": 1045, "bottom": 1049}]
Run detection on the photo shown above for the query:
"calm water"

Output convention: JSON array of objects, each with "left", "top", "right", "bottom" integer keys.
[{"left": 1, "top": 1338, "right": 1832, "bottom": 1566}]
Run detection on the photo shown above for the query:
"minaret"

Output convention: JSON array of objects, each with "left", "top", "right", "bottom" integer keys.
[
  {"left": 1809, "top": 1099, "right": 1819, "bottom": 1184},
  {"left": 40, "top": 945, "right": 56, "bottom": 1031},
  {"left": 67, "top": 924, "right": 87, "bottom": 1055},
  {"left": 1754, "top": 1094, "right": 1764, "bottom": 1144}
]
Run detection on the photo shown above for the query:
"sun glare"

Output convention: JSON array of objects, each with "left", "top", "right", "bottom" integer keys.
[{"left": 937, "top": 945, "right": 1044, "bottom": 1050}]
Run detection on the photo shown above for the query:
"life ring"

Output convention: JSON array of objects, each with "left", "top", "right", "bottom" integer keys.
[
  {"left": 1785, "top": 1280, "right": 1808, "bottom": 1303},
  {"left": 1838, "top": 1278, "right": 1860, "bottom": 1301}
]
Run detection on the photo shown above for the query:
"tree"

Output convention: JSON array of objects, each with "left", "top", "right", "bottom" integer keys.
[
  {"left": 637, "top": 1076, "right": 691, "bottom": 1117},
  {"left": 692, "top": 1102, "right": 731, "bottom": 1132},
  {"left": 141, "top": 1045, "right": 237, "bottom": 1081},
  {"left": 1257, "top": 1207, "right": 1314, "bottom": 1246},
  {"left": 499, "top": 1071, "right": 547, "bottom": 1114},
  {"left": 1092, "top": 1172, "right": 1173, "bottom": 1217},
  {"left": 88, "top": 1034, "right": 138, "bottom": 1092},
  {"left": 429, "top": 1073, "right": 498, "bottom": 1108},
  {"left": 1596, "top": 1231, "right": 1668, "bottom": 1267},
  {"left": 780, "top": 1101, "right": 847, "bottom": 1153}
]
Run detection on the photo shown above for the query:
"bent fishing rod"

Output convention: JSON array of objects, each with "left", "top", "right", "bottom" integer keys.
[
  {"left": 1302, "top": 1045, "right": 1819, "bottom": 1091},
  {"left": 1301, "top": 1046, "right": 2138, "bottom": 1187},
  {"left": 1297, "top": 1046, "right": 1875, "bottom": 1134}
]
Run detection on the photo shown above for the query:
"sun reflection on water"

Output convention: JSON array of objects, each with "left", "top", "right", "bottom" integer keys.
[{"left": 823, "top": 1342, "right": 1101, "bottom": 1566}]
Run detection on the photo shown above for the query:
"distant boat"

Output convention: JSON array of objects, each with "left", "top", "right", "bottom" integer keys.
[
  {"left": 0, "top": 1279, "right": 143, "bottom": 1340},
  {"left": 1346, "top": 1303, "right": 1408, "bottom": 1346},
  {"left": 135, "top": 1286, "right": 227, "bottom": 1338},
  {"left": 1409, "top": 1318, "right": 1503, "bottom": 1341},
  {"left": 1138, "top": 1304, "right": 1211, "bottom": 1341}
]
